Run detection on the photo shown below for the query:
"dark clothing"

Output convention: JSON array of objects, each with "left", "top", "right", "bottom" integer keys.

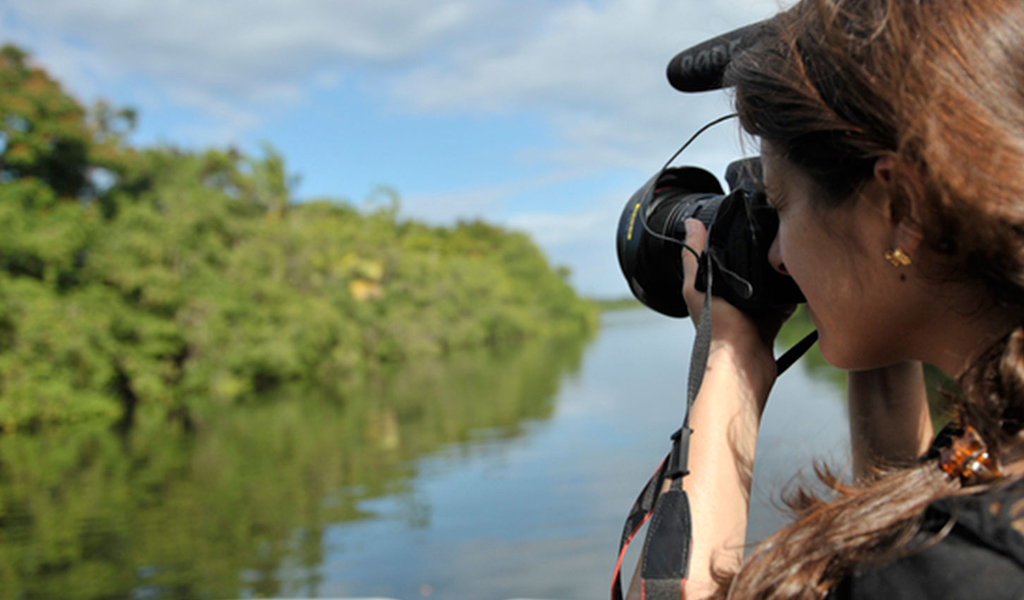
[{"left": 827, "top": 477, "right": 1024, "bottom": 599}]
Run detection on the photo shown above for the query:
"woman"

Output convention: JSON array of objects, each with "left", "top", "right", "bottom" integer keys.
[{"left": 666, "top": 0, "right": 1024, "bottom": 598}]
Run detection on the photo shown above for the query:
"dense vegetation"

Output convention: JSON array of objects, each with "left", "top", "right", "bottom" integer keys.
[{"left": 0, "top": 45, "right": 597, "bottom": 432}]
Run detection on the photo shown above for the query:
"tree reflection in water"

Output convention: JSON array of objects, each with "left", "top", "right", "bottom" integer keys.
[{"left": 0, "top": 332, "right": 590, "bottom": 600}]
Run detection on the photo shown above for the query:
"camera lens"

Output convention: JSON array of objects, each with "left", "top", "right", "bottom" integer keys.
[{"left": 617, "top": 159, "right": 804, "bottom": 317}]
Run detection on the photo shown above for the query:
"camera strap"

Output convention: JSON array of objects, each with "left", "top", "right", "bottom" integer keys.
[{"left": 611, "top": 244, "right": 818, "bottom": 600}]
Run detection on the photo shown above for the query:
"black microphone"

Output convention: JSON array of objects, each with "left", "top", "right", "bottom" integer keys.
[{"left": 666, "top": 21, "right": 767, "bottom": 93}]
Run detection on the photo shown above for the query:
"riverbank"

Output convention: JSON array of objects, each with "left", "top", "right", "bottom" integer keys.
[
  {"left": 0, "top": 45, "right": 597, "bottom": 432},
  {"left": 591, "top": 296, "right": 643, "bottom": 312}
]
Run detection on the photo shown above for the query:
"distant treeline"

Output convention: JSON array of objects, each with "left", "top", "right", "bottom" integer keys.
[
  {"left": 593, "top": 297, "right": 643, "bottom": 311},
  {"left": 0, "top": 45, "right": 597, "bottom": 431}
]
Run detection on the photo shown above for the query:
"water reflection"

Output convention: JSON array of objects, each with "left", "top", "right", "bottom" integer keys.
[
  {"left": 0, "top": 333, "right": 590, "bottom": 600},
  {"left": 4, "top": 307, "right": 938, "bottom": 599}
]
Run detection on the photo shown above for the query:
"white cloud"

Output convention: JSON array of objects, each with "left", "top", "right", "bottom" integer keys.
[
  {"left": 508, "top": 205, "right": 612, "bottom": 247},
  {"left": 6, "top": 0, "right": 484, "bottom": 92},
  {"left": 4, "top": 0, "right": 789, "bottom": 154},
  {"left": 402, "top": 183, "right": 514, "bottom": 225},
  {"left": 1, "top": 0, "right": 551, "bottom": 141},
  {"left": 401, "top": 168, "right": 599, "bottom": 225},
  {"left": 391, "top": 0, "right": 786, "bottom": 170}
]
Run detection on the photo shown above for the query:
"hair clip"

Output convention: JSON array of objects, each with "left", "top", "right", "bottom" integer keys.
[{"left": 938, "top": 424, "right": 1003, "bottom": 484}]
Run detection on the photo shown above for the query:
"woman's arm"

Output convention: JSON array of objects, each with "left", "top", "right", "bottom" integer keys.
[
  {"left": 847, "top": 362, "right": 933, "bottom": 478},
  {"left": 626, "top": 220, "right": 784, "bottom": 599},
  {"left": 681, "top": 343, "right": 773, "bottom": 597},
  {"left": 625, "top": 351, "right": 769, "bottom": 599}
]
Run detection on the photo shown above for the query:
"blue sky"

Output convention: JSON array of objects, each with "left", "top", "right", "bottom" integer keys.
[{"left": 1, "top": 0, "right": 787, "bottom": 297}]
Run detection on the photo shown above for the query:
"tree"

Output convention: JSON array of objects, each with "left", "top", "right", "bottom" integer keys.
[{"left": 0, "top": 45, "right": 598, "bottom": 432}]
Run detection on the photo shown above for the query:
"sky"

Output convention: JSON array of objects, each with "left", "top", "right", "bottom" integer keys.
[{"left": 0, "top": 0, "right": 790, "bottom": 298}]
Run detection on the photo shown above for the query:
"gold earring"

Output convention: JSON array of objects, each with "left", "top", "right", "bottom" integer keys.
[{"left": 884, "top": 248, "right": 912, "bottom": 267}]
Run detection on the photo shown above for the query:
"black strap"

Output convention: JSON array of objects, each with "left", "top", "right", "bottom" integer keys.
[
  {"left": 612, "top": 455, "right": 670, "bottom": 600},
  {"left": 640, "top": 488, "right": 692, "bottom": 600},
  {"left": 612, "top": 239, "right": 817, "bottom": 600}
]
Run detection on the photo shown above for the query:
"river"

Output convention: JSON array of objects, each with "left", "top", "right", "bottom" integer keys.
[
  {"left": 327, "top": 308, "right": 849, "bottom": 600},
  {"left": 0, "top": 308, "right": 851, "bottom": 600}
]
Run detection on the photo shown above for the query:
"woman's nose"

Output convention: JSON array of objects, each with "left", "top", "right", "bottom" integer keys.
[{"left": 768, "top": 234, "right": 788, "bottom": 275}]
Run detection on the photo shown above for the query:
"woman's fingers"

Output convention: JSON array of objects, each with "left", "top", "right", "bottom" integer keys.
[
  {"left": 681, "top": 218, "right": 707, "bottom": 318},
  {"left": 679, "top": 217, "right": 783, "bottom": 390}
]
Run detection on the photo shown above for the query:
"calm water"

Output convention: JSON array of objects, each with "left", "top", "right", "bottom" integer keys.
[{"left": 0, "top": 309, "right": 851, "bottom": 600}]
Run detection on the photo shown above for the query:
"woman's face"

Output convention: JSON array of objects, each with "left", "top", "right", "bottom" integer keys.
[{"left": 762, "top": 145, "right": 934, "bottom": 370}]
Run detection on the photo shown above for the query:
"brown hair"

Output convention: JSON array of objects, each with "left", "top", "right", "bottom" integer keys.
[{"left": 715, "top": 0, "right": 1024, "bottom": 597}]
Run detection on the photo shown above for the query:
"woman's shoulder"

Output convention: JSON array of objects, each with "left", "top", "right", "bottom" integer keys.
[
  {"left": 926, "top": 474, "right": 1024, "bottom": 564},
  {"left": 828, "top": 476, "right": 1024, "bottom": 600}
]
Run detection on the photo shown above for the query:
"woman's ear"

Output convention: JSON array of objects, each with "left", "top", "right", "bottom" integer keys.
[
  {"left": 874, "top": 155, "right": 912, "bottom": 223},
  {"left": 874, "top": 156, "right": 895, "bottom": 186},
  {"left": 874, "top": 155, "right": 924, "bottom": 254}
]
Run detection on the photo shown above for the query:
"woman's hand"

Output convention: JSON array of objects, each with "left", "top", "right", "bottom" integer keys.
[{"left": 681, "top": 219, "right": 794, "bottom": 401}]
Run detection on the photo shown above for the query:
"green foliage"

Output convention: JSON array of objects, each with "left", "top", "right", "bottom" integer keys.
[{"left": 0, "top": 45, "right": 598, "bottom": 430}]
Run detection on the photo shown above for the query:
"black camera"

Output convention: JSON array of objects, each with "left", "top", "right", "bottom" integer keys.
[
  {"left": 616, "top": 157, "right": 804, "bottom": 317},
  {"left": 616, "top": 19, "right": 803, "bottom": 318}
]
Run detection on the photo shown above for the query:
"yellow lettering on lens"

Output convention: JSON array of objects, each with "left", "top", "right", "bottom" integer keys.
[{"left": 627, "top": 202, "right": 641, "bottom": 241}]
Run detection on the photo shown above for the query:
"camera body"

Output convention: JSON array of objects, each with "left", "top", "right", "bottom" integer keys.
[{"left": 616, "top": 157, "right": 804, "bottom": 317}]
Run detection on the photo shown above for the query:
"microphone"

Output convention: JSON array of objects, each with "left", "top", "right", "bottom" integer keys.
[{"left": 666, "top": 21, "right": 767, "bottom": 93}]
